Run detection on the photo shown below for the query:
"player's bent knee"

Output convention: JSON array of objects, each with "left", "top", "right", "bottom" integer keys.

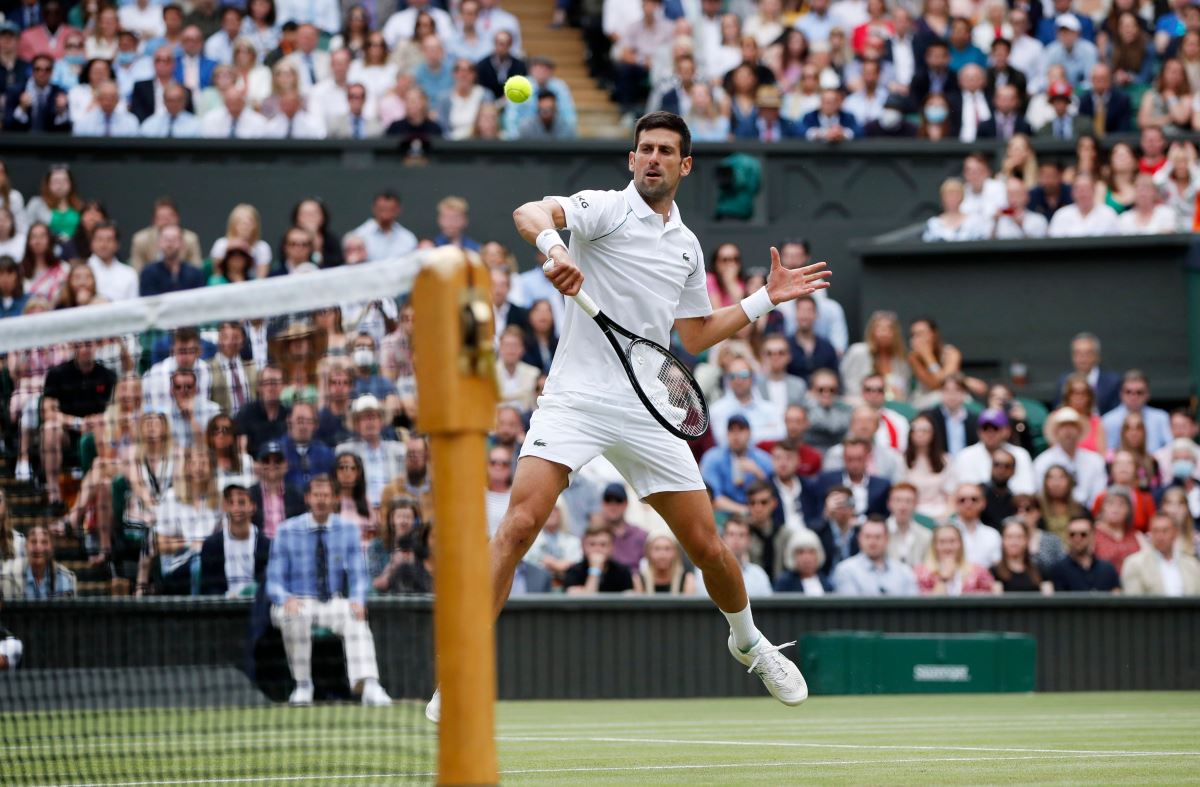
[{"left": 688, "top": 536, "right": 730, "bottom": 573}]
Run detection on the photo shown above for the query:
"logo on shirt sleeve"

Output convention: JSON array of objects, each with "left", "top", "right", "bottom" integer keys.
[{"left": 571, "top": 194, "right": 590, "bottom": 210}]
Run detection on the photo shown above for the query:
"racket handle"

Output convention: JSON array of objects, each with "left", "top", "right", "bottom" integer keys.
[{"left": 543, "top": 258, "right": 600, "bottom": 318}]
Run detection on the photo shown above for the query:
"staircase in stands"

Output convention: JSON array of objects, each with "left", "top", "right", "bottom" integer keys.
[{"left": 505, "top": 0, "right": 625, "bottom": 138}]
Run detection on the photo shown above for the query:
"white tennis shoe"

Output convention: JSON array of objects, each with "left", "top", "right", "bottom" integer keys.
[
  {"left": 727, "top": 634, "right": 808, "bottom": 706},
  {"left": 288, "top": 684, "right": 314, "bottom": 707},
  {"left": 425, "top": 687, "right": 441, "bottom": 724},
  {"left": 361, "top": 680, "right": 392, "bottom": 707}
]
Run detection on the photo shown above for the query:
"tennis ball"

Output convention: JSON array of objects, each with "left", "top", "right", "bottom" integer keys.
[{"left": 505, "top": 75, "right": 534, "bottom": 104}]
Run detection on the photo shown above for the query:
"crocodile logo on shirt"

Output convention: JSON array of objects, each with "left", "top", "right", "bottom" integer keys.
[
  {"left": 682, "top": 253, "right": 691, "bottom": 262},
  {"left": 533, "top": 439, "right": 547, "bottom": 447}
]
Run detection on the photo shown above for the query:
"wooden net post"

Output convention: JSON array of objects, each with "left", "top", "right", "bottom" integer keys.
[{"left": 412, "top": 247, "right": 499, "bottom": 786}]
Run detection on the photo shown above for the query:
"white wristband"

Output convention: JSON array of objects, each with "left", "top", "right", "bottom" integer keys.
[
  {"left": 740, "top": 286, "right": 775, "bottom": 322},
  {"left": 536, "top": 229, "right": 567, "bottom": 259}
]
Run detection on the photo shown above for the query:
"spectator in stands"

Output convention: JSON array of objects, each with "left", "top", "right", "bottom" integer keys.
[
  {"left": 886, "top": 482, "right": 931, "bottom": 567},
  {"left": 140, "top": 224, "right": 206, "bottom": 296},
  {"left": 592, "top": 483, "right": 643, "bottom": 572},
  {"left": 162, "top": 368, "right": 220, "bottom": 449},
  {"left": 1138, "top": 125, "right": 1169, "bottom": 174},
  {"left": 694, "top": 514, "right": 772, "bottom": 597},
  {"left": 333, "top": 450, "right": 376, "bottom": 541},
  {"left": 1097, "top": 451, "right": 1156, "bottom": 531},
  {"left": 801, "top": 85, "right": 859, "bottom": 141},
  {"left": 475, "top": 29, "right": 524, "bottom": 99},
  {"left": 1037, "top": 408, "right": 1108, "bottom": 507},
  {"left": 129, "top": 198, "right": 202, "bottom": 271},
  {"left": 755, "top": 334, "right": 807, "bottom": 418},
  {"left": 267, "top": 475, "right": 391, "bottom": 706},
  {"left": 954, "top": 63, "right": 990, "bottom": 143},
  {"left": 264, "top": 90, "right": 326, "bottom": 138},
  {"left": 901, "top": 413, "right": 955, "bottom": 519},
  {"left": 199, "top": 482, "right": 270, "bottom": 596},
  {"left": 981, "top": 449, "right": 1018, "bottom": 526},
  {"left": 1037, "top": 463, "right": 1088, "bottom": 540},
  {"left": 953, "top": 408, "right": 1035, "bottom": 495},
  {"left": 280, "top": 24, "right": 329, "bottom": 94},
  {"left": 518, "top": 89, "right": 575, "bottom": 139},
  {"left": 1079, "top": 63, "right": 1132, "bottom": 135},
  {"left": 803, "top": 368, "right": 850, "bottom": 452},
  {"left": 315, "top": 364, "right": 354, "bottom": 447},
  {"left": 991, "top": 175, "right": 1048, "bottom": 239},
  {"left": 205, "top": 6, "right": 244, "bottom": 65},
  {"left": 520, "top": 300, "right": 557, "bottom": 374},
  {"left": 3, "top": 53, "right": 70, "bottom": 132},
  {"left": 152, "top": 445, "right": 221, "bottom": 593},
  {"left": 200, "top": 85, "right": 269, "bottom": 138},
  {"left": 864, "top": 92, "right": 918, "bottom": 137},
  {"left": 701, "top": 415, "right": 774, "bottom": 516},
  {"left": 753, "top": 84, "right": 799, "bottom": 140},
  {"left": 1122, "top": 512, "right": 1200, "bottom": 595},
  {"left": 564, "top": 524, "right": 638, "bottom": 594},
  {"left": 1044, "top": 15, "right": 1098, "bottom": 88},
  {"left": 948, "top": 482, "right": 1002, "bottom": 566},
  {"left": 524, "top": 499, "right": 581, "bottom": 584},
  {"left": 638, "top": 530, "right": 695, "bottom": 595},
  {"left": 71, "top": 80, "right": 137, "bottom": 137},
  {"left": 349, "top": 33, "right": 398, "bottom": 102},
  {"left": 744, "top": 480, "right": 787, "bottom": 579},
  {"left": 34, "top": 339, "right": 117, "bottom": 509},
  {"left": 711, "top": 356, "right": 785, "bottom": 446},
  {"left": 236, "top": 365, "right": 289, "bottom": 459},
  {"left": 707, "top": 242, "right": 745, "bottom": 309},
  {"left": 378, "top": 434, "right": 433, "bottom": 521},
  {"left": 785, "top": 298, "right": 839, "bottom": 385},
  {"left": 1028, "top": 160, "right": 1072, "bottom": 221},
  {"left": 1138, "top": 58, "right": 1193, "bottom": 133},
  {"left": 1051, "top": 173, "right": 1123, "bottom": 238},
  {"left": 1119, "top": 173, "right": 1178, "bottom": 234},
  {"left": 1, "top": 524, "right": 75, "bottom": 598},
  {"left": 85, "top": 222, "right": 137, "bottom": 302},
  {"left": 922, "top": 177, "right": 986, "bottom": 242},
  {"left": 831, "top": 516, "right": 917, "bottom": 596},
  {"left": 0, "top": 23, "right": 28, "bottom": 94},
  {"left": 775, "top": 406, "right": 822, "bottom": 477},
  {"left": 54, "top": 262, "right": 98, "bottom": 309},
  {"left": 504, "top": 55, "right": 575, "bottom": 138},
  {"left": 382, "top": 0, "right": 452, "bottom": 49},
  {"left": 0, "top": 605, "right": 20, "bottom": 669},
  {"left": 1102, "top": 371, "right": 1171, "bottom": 453},
  {"left": 977, "top": 84, "right": 1029, "bottom": 140},
  {"left": 175, "top": 25, "right": 217, "bottom": 92},
  {"left": 249, "top": 441, "right": 304, "bottom": 538},
  {"left": 1056, "top": 332, "right": 1121, "bottom": 415},
  {"left": 992, "top": 517, "right": 1052, "bottom": 593},
  {"left": 1155, "top": 141, "right": 1200, "bottom": 232},
  {"left": 1092, "top": 485, "right": 1146, "bottom": 573},
  {"left": 352, "top": 190, "right": 417, "bottom": 262},
  {"left": 1012, "top": 496, "right": 1067, "bottom": 570},
  {"left": 140, "top": 81, "right": 200, "bottom": 138},
  {"left": 843, "top": 58, "right": 888, "bottom": 129},
  {"left": 613, "top": 0, "right": 672, "bottom": 119},
  {"left": 764, "top": 441, "right": 803, "bottom": 530},
  {"left": 815, "top": 436, "right": 891, "bottom": 522},
  {"left": 336, "top": 395, "right": 405, "bottom": 508},
  {"left": 1156, "top": 414, "right": 1200, "bottom": 485},
  {"left": 130, "top": 47, "right": 188, "bottom": 123},
  {"left": 1097, "top": 142, "right": 1139, "bottom": 214},
  {"left": 1037, "top": 80, "right": 1088, "bottom": 140},
  {"left": 841, "top": 310, "right": 909, "bottom": 402},
  {"left": 915, "top": 523, "right": 995, "bottom": 595},
  {"left": 774, "top": 528, "right": 831, "bottom": 594},
  {"left": 208, "top": 414, "right": 255, "bottom": 490},
  {"left": 280, "top": 401, "right": 334, "bottom": 492},
  {"left": 0, "top": 256, "right": 24, "bottom": 317},
  {"left": 210, "top": 205, "right": 271, "bottom": 280},
  {"left": 495, "top": 325, "right": 539, "bottom": 413},
  {"left": 309, "top": 48, "right": 353, "bottom": 129},
  {"left": 1162, "top": 480, "right": 1199, "bottom": 554},
  {"left": 827, "top": 407, "right": 904, "bottom": 482},
  {"left": 482, "top": 444, "right": 513, "bottom": 537},
  {"left": 1048, "top": 513, "right": 1119, "bottom": 591}
]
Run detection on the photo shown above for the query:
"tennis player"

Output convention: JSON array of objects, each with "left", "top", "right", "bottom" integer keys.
[{"left": 427, "top": 111, "right": 830, "bottom": 722}]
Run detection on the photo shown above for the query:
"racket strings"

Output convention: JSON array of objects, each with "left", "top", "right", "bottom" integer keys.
[{"left": 626, "top": 340, "right": 708, "bottom": 439}]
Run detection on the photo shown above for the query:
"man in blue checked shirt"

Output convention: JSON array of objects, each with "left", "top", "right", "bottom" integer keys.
[{"left": 267, "top": 474, "right": 391, "bottom": 707}]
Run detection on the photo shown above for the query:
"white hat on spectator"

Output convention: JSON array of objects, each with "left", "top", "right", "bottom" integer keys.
[
  {"left": 1044, "top": 406, "right": 1088, "bottom": 445},
  {"left": 352, "top": 394, "right": 383, "bottom": 415},
  {"left": 1055, "top": 14, "right": 1081, "bottom": 31}
]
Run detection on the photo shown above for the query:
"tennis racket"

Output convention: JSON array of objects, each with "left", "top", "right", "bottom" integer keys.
[{"left": 543, "top": 260, "right": 709, "bottom": 440}]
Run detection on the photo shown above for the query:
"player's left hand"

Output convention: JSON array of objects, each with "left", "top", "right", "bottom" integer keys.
[{"left": 764, "top": 246, "right": 831, "bottom": 305}]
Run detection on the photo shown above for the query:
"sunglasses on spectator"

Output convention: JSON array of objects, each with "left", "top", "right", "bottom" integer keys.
[
  {"left": 1067, "top": 530, "right": 1090, "bottom": 538},
  {"left": 862, "top": 386, "right": 884, "bottom": 393},
  {"left": 213, "top": 425, "right": 232, "bottom": 434},
  {"left": 729, "top": 370, "right": 752, "bottom": 379},
  {"left": 814, "top": 386, "right": 837, "bottom": 393},
  {"left": 957, "top": 496, "right": 981, "bottom": 503}
]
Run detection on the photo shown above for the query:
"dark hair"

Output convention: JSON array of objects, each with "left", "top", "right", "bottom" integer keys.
[
  {"left": 289, "top": 197, "right": 330, "bottom": 231},
  {"left": 20, "top": 222, "right": 62, "bottom": 281},
  {"left": 925, "top": 39, "right": 949, "bottom": 52},
  {"left": 304, "top": 473, "right": 334, "bottom": 494},
  {"left": 537, "top": 89, "right": 556, "bottom": 102},
  {"left": 991, "top": 37, "right": 1011, "bottom": 50},
  {"left": 745, "top": 479, "right": 774, "bottom": 499},
  {"left": 993, "top": 518, "right": 1042, "bottom": 585},
  {"left": 333, "top": 450, "right": 371, "bottom": 519},
  {"left": 906, "top": 413, "right": 947, "bottom": 472},
  {"left": 281, "top": 20, "right": 299, "bottom": 32},
  {"left": 173, "top": 326, "right": 201, "bottom": 346},
  {"left": 1067, "top": 510, "right": 1095, "bottom": 527},
  {"left": 249, "top": 0, "right": 276, "bottom": 24},
  {"left": 634, "top": 111, "right": 692, "bottom": 159},
  {"left": 825, "top": 483, "right": 852, "bottom": 500},
  {"left": 0, "top": 256, "right": 23, "bottom": 299},
  {"left": 222, "top": 484, "right": 253, "bottom": 502},
  {"left": 92, "top": 220, "right": 118, "bottom": 241},
  {"left": 80, "top": 58, "right": 116, "bottom": 85},
  {"left": 375, "top": 189, "right": 401, "bottom": 203},
  {"left": 779, "top": 237, "right": 810, "bottom": 254}
]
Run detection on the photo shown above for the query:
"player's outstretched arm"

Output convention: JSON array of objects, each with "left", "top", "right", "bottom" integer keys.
[
  {"left": 513, "top": 198, "right": 583, "bottom": 296},
  {"left": 675, "top": 247, "right": 831, "bottom": 354}
]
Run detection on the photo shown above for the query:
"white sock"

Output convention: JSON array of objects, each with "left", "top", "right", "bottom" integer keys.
[{"left": 722, "top": 603, "right": 761, "bottom": 652}]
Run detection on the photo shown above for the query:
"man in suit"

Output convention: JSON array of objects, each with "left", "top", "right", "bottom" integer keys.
[
  {"left": 806, "top": 437, "right": 891, "bottom": 524},
  {"left": 908, "top": 39, "right": 960, "bottom": 112},
  {"left": 208, "top": 321, "right": 257, "bottom": 416},
  {"left": 140, "top": 81, "right": 201, "bottom": 138},
  {"left": 801, "top": 87, "right": 861, "bottom": 141},
  {"left": 130, "top": 46, "right": 194, "bottom": 122},
  {"left": 0, "top": 23, "right": 31, "bottom": 98},
  {"left": 139, "top": 224, "right": 206, "bottom": 296},
  {"left": 1055, "top": 332, "right": 1121, "bottom": 414},
  {"left": 1120, "top": 513, "right": 1200, "bottom": 596},
  {"left": 491, "top": 267, "right": 528, "bottom": 336},
  {"left": 326, "top": 82, "right": 380, "bottom": 138},
  {"left": 174, "top": 26, "right": 217, "bottom": 92},
  {"left": 985, "top": 38, "right": 1027, "bottom": 105},
  {"left": 282, "top": 402, "right": 335, "bottom": 492},
  {"left": 475, "top": 30, "right": 525, "bottom": 99},
  {"left": 3, "top": 53, "right": 70, "bottom": 132},
  {"left": 267, "top": 475, "right": 392, "bottom": 706},
  {"left": 250, "top": 441, "right": 307, "bottom": 537},
  {"left": 805, "top": 484, "right": 858, "bottom": 574},
  {"left": 1077, "top": 63, "right": 1132, "bottom": 136},
  {"left": 1028, "top": 159, "right": 1073, "bottom": 220},
  {"left": 919, "top": 373, "right": 978, "bottom": 457},
  {"left": 283, "top": 24, "right": 331, "bottom": 94},
  {"left": 129, "top": 197, "right": 204, "bottom": 271},
  {"left": 200, "top": 483, "right": 272, "bottom": 596},
  {"left": 1037, "top": 79, "right": 1090, "bottom": 139},
  {"left": 977, "top": 84, "right": 1032, "bottom": 139}
]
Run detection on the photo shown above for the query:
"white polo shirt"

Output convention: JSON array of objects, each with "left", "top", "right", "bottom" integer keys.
[
  {"left": 1048, "top": 204, "right": 1120, "bottom": 237},
  {"left": 87, "top": 255, "right": 140, "bottom": 302},
  {"left": 545, "top": 181, "right": 711, "bottom": 402},
  {"left": 953, "top": 441, "right": 1036, "bottom": 495}
]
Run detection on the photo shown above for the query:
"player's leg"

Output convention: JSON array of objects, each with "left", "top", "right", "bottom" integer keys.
[{"left": 489, "top": 456, "right": 570, "bottom": 619}]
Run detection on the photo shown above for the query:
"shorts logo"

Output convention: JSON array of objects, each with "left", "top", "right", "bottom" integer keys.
[{"left": 533, "top": 439, "right": 547, "bottom": 447}]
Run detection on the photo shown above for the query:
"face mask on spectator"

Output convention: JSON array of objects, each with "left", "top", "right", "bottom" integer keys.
[
  {"left": 880, "top": 108, "right": 902, "bottom": 128},
  {"left": 924, "top": 105, "right": 947, "bottom": 124},
  {"left": 115, "top": 52, "right": 137, "bottom": 66},
  {"left": 353, "top": 348, "right": 375, "bottom": 368},
  {"left": 64, "top": 53, "right": 85, "bottom": 66},
  {"left": 1173, "top": 459, "right": 1196, "bottom": 480}
]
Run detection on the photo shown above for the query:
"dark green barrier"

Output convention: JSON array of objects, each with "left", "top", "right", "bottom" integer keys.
[{"left": 800, "top": 631, "right": 1036, "bottom": 695}]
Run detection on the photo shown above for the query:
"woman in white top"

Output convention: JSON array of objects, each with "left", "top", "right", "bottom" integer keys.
[
  {"left": 232, "top": 38, "right": 273, "bottom": 107},
  {"left": 1118, "top": 173, "right": 1178, "bottom": 234},
  {"left": 903, "top": 413, "right": 958, "bottom": 520},
  {"left": 923, "top": 177, "right": 988, "bottom": 242},
  {"left": 152, "top": 446, "right": 221, "bottom": 584},
  {"left": 210, "top": 203, "right": 272, "bottom": 276},
  {"left": 708, "top": 13, "right": 744, "bottom": 82},
  {"left": 437, "top": 56, "right": 487, "bottom": 140},
  {"left": 349, "top": 32, "right": 399, "bottom": 103},
  {"left": 0, "top": 208, "right": 25, "bottom": 261},
  {"left": 86, "top": 6, "right": 120, "bottom": 59},
  {"left": 67, "top": 59, "right": 115, "bottom": 124},
  {"left": 240, "top": 0, "right": 279, "bottom": 62},
  {"left": 1152, "top": 140, "right": 1200, "bottom": 231},
  {"left": 0, "top": 162, "right": 27, "bottom": 235}
]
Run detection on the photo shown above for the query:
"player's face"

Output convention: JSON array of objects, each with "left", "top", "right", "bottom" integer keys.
[{"left": 628, "top": 128, "right": 692, "bottom": 204}]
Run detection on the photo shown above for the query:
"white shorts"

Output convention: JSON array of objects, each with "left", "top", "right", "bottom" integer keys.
[{"left": 520, "top": 392, "right": 706, "bottom": 499}]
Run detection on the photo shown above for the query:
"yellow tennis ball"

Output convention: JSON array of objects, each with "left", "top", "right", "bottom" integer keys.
[{"left": 505, "top": 75, "right": 533, "bottom": 104}]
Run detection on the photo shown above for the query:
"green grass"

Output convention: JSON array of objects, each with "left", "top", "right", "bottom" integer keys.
[{"left": 4, "top": 693, "right": 1199, "bottom": 785}]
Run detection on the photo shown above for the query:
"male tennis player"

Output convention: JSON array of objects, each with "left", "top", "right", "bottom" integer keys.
[{"left": 427, "top": 111, "right": 830, "bottom": 722}]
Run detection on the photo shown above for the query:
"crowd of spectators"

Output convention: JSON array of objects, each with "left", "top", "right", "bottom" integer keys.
[
  {"left": 923, "top": 130, "right": 1199, "bottom": 241},
  {"left": 0, "top": 161, "right": 1196, "bottom": 611},
  {"left": 0, "top": 0, "right": 578, "bottom": 141}
]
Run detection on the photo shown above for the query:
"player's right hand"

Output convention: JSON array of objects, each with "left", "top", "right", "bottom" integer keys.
[{"left": 542, "top": 252, "right": 584, "bottom": 297}]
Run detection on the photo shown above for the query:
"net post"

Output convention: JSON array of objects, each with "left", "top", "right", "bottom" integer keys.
[{"left": 413, "top": 247, "right": 499, "bottom": 786}]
